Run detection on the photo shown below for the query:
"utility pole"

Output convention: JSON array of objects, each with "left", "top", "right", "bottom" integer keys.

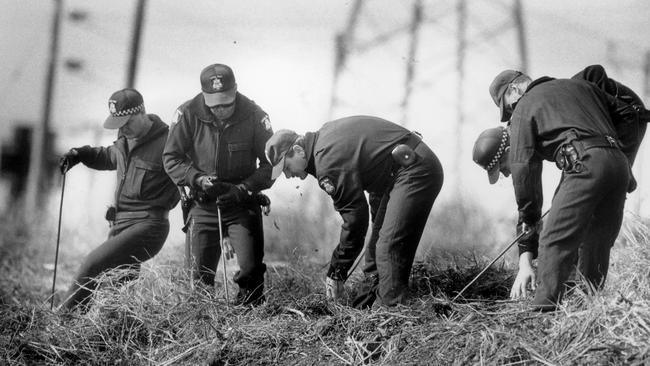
[
  {"left": 329, "top": 0, "right": 363, "bottom": 120},
  {"left": 400, "top": 0, "right": 423, "bottom": 126},
  {"left": 513, "top": 0, "right": 528, "bottom": 72},
  {"left": 25, "top": 0, "right": 63, "bottom": 213},
  {"left": 126, "top": 0, "right": 147, "bottom": 88},
  {"left": 455, "top": 0, "right": 467, "bottom": 193}
]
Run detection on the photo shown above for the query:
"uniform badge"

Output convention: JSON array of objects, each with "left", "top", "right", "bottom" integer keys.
[
  {"left": 211, "top": 76, "right": 223, "bottom": 91},
  {"left": 109, "top": 100, "right": 117, "bottom": 114},
  {"left": 319, "top": 177, "right": 335, "bottom": 196},
  {"left": 260, "top": 115, "right": 272, "bottom": 131}
]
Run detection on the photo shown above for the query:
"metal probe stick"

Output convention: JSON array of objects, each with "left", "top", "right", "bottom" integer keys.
[
  {"left": 217, "top": 207, "right": 229, "bottom": 304},
  {"left": 452, "top": 209, "right": 550, "bottom": 302},
  {"left": 50, "top": 172, "right": 66, "bottom": 310}
]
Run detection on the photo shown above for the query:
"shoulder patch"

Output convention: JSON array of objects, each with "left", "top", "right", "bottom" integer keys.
[
  {"left": 171, "top": 109, "right": 182, "bottom": 125},
  {"left": 319, "top": 177, "right": 336, "bottom": 196},
  {"left": 260, "top": 115, "right": 272, "bottom": 132}
]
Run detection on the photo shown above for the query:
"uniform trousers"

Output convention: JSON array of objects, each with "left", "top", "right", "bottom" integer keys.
[
  {"left": 362, "top": 143, "right": 443, "bottom": 306},
  {"left": 533, "top": 147, "right": 629, "bottom": 310},
  {"left": 62, "top": 218, "right": 169, "bottom": 311}
]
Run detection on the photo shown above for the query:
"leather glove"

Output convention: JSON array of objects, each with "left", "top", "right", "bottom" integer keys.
[
  {"left": 254, "top": 193, "right": 271, "bottom": 215},
  {"left": 325, "top": 276, "right": 344, "bottom": 300},
  {"left": 221, "top": 236, "right": 235, "bottom": 260},
  {"left": 217, "top": 184, "right": 251, "bottom": 207},
  {"left": 195, "top": 176, "right": 233, "bottom": 199},
  {"left": 59, "top": 148, "right": 81, "bottom": 174}
]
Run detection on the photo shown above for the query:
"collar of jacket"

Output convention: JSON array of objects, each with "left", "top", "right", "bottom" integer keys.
[
  {"left": 525, "top": 76, "right": 555, "bottom": 93},
  {"left": 189, "top": 92, "right": 255, "bottom": 126},
  {"left": 303, "top": 131, "right": 319, "bottom": 176},
  {"left": 114, "top": 114, "right": 168, "bottom": 155}
]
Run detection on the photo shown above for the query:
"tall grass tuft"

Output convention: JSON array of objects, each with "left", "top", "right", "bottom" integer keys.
[{"left": 1, "top": 212, "right": 649, "bottom": 365}]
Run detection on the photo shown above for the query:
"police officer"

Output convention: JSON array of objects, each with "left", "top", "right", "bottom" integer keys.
[
  {"left": 264, "top": 116, "right": 444, "bottom": 307},
  {"left": 59, "top": 88, "right": 180, "bottom": 312},
  {"left": 486, "top": 70, "right": 629, "bottom": 311},
  {"left": 163, "top": 63, "right": 273, "bottom": 306}
]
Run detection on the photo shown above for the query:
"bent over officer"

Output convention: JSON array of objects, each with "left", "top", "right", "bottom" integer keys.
[
  {"left": 163, "top": 63, "right": 273, "bottom": 306},
  {"left": 59, "top": 88, "right": 179, "bottom": 312},
  {"left": 264, "top": 116, "right": 444, "bottom": 307},
  {"left": 487, "top": 70, "right": 629, "bottom": 311}
]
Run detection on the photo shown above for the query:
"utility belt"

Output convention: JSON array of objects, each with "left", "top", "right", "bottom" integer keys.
[
  {"left": 391, "top": 132, "right": 423, "bottom": 170},
  {"left": 555, "top": 131, "right": 619, "bottom": 173},
  {"left": 105, "top": 207, "right": 169, "bottom": 226}
]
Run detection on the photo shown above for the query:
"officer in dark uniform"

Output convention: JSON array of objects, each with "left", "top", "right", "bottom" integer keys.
[
  {"left": 59, "top": 88, "right": 180, "bottom": 312},
  {"left": 264, "top": 116, "right": 444, "bottom": 307},
  {"left": 163, "top": 64, "right": 273, "bottom": 306},
  {"left": 487, "top": 70, "right": 630, "bottom": 311}
]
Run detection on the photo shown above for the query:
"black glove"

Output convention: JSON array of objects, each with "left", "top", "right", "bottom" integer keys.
[
  {"left": 59, "top": 148, "right": 81, "bottom": 174},
  {"left": 217, "top": 184, "right": 250, "bottom": 207},
  {"left": 517, "top": 221, "right": 541, "bottom": 259},
  {"left": 195, "top": 176, "right": 233, "bottom": 199},
  {"left": 253, "top": 193, "right": 271, "bottom": 215}
]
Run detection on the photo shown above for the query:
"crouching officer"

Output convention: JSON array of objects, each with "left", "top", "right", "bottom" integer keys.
[
  {"left": 485, "top": 70, "right": 629, "bottom": 311},
  {"left": 264, "top": 116, "right": 444, "bottom": 307},
  {"left": 163, "top": 63, "right": 273, "bottom": 306},
  {"left": 59, "top": 88, "right": 179, "bottom": 312}
]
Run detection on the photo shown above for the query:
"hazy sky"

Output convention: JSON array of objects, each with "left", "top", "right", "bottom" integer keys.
[{"left": 1, "top": 0, "right": 649, "bottom": 229}]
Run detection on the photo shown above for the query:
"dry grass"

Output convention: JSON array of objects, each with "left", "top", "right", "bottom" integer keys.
[{"left": 1, "top": 213, "right": 650, "bottom": 365}]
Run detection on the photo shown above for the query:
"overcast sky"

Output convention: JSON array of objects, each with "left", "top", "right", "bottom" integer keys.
[{"left": 1, "top": 0, "right": 649, "bottom": 229}]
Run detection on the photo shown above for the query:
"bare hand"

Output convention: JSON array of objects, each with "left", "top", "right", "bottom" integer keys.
[
  {"left": 325, "top": 277, "right": 344, "bottom": 300},
  {"left": 510, "top": 253, "right": 536, "bottom": 299}
]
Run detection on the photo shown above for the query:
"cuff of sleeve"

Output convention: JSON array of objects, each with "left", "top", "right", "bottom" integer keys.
[
  {"left": 75, "top": 145, "right": 93, "bottom": 162},
  {"left": 327, "top": 265, "right": 347, "bottom": 281},
  {"left": 518, "top": 237, "right": 539, "bottom": 260},
  {"left": 186, "top": 169, "right": 204, "bottom": 189}
]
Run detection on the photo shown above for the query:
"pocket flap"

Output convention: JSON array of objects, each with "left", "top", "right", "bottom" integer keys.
[
  {"left": 228, "top": 143, "right": 251, "bottom": 152},
  {"left": 133, "top": 159, "right": 162, "bottom": 170}
]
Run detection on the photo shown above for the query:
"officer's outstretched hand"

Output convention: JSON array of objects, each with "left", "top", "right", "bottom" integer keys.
[
  {"left": 325, "top": 276, "right": 344, "bottom": 300},
  {"left": 59, "top": 149, "right": 81, "bottom": 174},
  {"left": 510, "top": 252, "right": 536, "bottom": 299},
  {"left": 217, "top": 184, "right": 249, "bottom": 207}
]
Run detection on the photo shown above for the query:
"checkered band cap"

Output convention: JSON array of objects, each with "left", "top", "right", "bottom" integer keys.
[
  {"left": 110, "top": 103, "right": 143, "bottom": 117},
  {"left": 485, "top": 129, "right": 509, "bottom": 171},
  {"left": 472, "top": 126, "right": 510, "bottom": 184},
  {"left": 103, "top": 88, "right": 144, "bottom": 129}
]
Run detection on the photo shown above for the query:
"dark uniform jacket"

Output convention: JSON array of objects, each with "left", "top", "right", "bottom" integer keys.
[
  {"left": 510, "top": 77, "right": 617, "bottom": 229},
  {"left": 302, "top": 116, "right": 416, "bottom": 278},
  {"left": 75, "top": 115, "right": 180, "bottom": 212},
  {"left": 163, "top": 92, "right": 273, "bottom": 194}
]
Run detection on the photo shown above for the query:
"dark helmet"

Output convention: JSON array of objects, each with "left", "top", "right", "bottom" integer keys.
[{"left": 472, "top": 126, "right": 510, "bottom": 184}]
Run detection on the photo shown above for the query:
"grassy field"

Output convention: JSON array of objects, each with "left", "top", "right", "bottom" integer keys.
[{"left": 1, "top": 211, "right": 650, "bottom": 365}]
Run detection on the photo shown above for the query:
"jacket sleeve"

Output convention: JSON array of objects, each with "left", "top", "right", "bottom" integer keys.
[
  {"left": 322, "top": 169, "right": 369, "bottom": 280},
  {"left": 241, "top": 113, "right": 274, "bottom": 191},
  {"left": 163, "top": 108, "right": 204, "bottom": 189},
  {"left": 509, "top": 111, "right": 543, "bottom": 230},
  {"left": 77, "top": 145, "right": 117, "bottom": 171}
]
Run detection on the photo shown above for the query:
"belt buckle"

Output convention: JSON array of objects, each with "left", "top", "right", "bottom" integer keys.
[{"left": 606, "top": 135, "right": 616, "bottom": 147}]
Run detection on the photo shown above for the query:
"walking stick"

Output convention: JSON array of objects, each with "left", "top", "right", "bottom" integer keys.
[
  {"left": 217, "top": 207, "right": 229, "bottom": 304},
  {"left": 452, "top": 209, "right": 550, "bottom": 302},
  {"left": 50, "top": 171, "right": 66, "bottom": 310}
]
